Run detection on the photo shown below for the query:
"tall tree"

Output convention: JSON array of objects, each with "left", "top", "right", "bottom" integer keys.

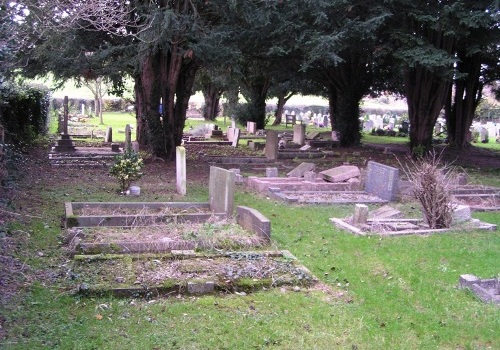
[
  {"left": 445, "top": 1, "right": 500, "bottom": 148},
  {"left": 301, "top": 0, "right": 390, "bottom": 146}
]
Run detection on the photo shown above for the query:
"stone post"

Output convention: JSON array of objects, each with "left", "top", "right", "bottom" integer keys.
[
  {"left": 125, "top": 124, "right": 132, "bottom": 151},
  {"left": 176, "top": 146, "right": 187, "bottom": 196},
  {"left": 353, "top": 204, "right": 369, "bottom": 226}
]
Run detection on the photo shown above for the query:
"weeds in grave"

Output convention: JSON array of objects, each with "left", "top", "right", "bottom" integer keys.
[{"left": 399, "top": 151, "right": 456, "bottom": 229}]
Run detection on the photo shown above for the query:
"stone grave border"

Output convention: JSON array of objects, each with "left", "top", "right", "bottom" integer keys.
[
  {"left": 458, "top": 274, "right": 499, "bottom": 305},
  {"left": 451, "top": 186, "right": 500, "bottom": 211},
  {"left": 331, "top": 216, "right": 497, "bottom": 236},
  {"left": 65, "top": 202, "right": 217, "bottom": 228},
  {"left": 270, "top": 189, "right": 388, "bottom": 204},
  {"left": 73, "top": 250, "right": 318, "bottom": 298},
  {"left": 65, "top": 203, "right": 271, "bottom": 254}
]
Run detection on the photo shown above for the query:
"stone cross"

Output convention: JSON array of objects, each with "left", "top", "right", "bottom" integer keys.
[{"left": 63, "top": 96, "right": 69, "bottom": 135}]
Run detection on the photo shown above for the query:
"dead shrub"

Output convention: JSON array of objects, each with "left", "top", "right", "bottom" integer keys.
[{"left": 401, "top": 152, "right": 455, "bottom": 229}]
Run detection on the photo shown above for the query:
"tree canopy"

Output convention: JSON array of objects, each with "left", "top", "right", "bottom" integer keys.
[{"left": 2, "top": 0, "right": 499, "bottom": 156}]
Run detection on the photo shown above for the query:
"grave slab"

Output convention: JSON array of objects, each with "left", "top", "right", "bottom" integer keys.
[
  {"left": 320, "top": 165, "right": 360, "bottom": 183},
  {"left": 287, "top": 162, "right": 315, "bottom": 178}
]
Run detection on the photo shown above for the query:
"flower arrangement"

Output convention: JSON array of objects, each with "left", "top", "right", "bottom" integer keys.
[{"left": 109, "top": 150, "right": 144, "bottom": 194}]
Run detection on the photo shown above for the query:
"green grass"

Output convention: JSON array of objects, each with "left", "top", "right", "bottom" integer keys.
[{"left": 4, "top": 114, "right": 498, "bottom": 349}]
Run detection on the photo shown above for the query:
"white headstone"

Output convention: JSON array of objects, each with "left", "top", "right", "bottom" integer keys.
[{"left": 176, "top": 146, "right": 187, "bottom": 196}]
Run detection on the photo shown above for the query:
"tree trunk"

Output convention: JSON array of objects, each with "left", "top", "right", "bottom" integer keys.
[
  {"left": 242, "top": 79, "right": 270, "bottom": 129},
  {"left": 134, "top": 46, "right": 199, "bottom": 160},
  {"left": 272, "top": 91, "right": 294, "bottom": 126},
  {"left": 406, "top": 65, "right": 452, "bottom": 154},
  {"left": 329, "top": 85, "right": 362, "bottom": 147},
  {"left": 202, "top": 83, "right": 222, "bottom": 121},
  {"left": 446, "top": 51, "right": 482, "bottom": 148}
]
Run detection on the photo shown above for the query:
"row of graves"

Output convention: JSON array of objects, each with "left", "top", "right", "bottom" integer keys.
[{"left": 51, "top": 106, "right": 498, "bottom": 303}]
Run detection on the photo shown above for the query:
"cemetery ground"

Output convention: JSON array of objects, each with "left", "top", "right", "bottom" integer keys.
[{"left": 0, "top": 138, "right": 499, "bottom": 349}]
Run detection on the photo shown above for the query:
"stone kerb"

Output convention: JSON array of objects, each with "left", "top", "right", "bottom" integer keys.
[
  {"left": 236, "top": 206, "right": 271, "bottom": 241},
  {"left": 459, "top": 274, "right": 499, "bottom": 305},
  {"left": 364, "top": 161, "right": 399, "bottom": 201},
  {"left": 209, "top": 166, "right": 235, "bottom": 215}
]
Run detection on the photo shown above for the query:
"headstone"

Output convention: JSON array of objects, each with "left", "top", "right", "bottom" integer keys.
[
  {"left": 229, "top": 168, "right": 244, "bottom": 183},
  {"left": 364, "top": 161, "right": 399, "bottom": 201},
  {"left": 293, "top": 124, "right": 306, "bottom": 145},
  {"left": 480, "top": 128, "right": 488, "bottom": 143},
  {"left": 363, "top": 120, "right": 374, "bottom": 132},
  {"left": 353, "top": 204, "right": 369, "bottom": 225},
  {"left": 266, "top": 167, "right": 279, "bottom": 177},
  {"left": 247, "top": 121, "right": 257, "bottom": 134},
  {"left": 105, "top": 127, "right": 113, "bottom": 143},
  {"left": 176, "top": 146, "right": 187, "bottom": 196},
  {"left": 320, "top": 165, "right": 360, "bottom": 183},
  {"left": 287, "top": 162, "right": 315, "bottom": 178},
  {"left": 322, "top": 115, "right": 329, "bottom": 128},
  {"left": 125, "top": 124, "right": 132, "bottom": 151},
  {"left": 209, "top": 166, "right": 235, "bottom": 215},
  {"left": 111, "top": 143, "right": 120, "bottom": 152},
  {"left": 226, "top": 127, "right": 234, "bottom": 142},
  {"left": 232, "top": 128, "right": 241, "bottom": 148},
  {"left": 131, "top": 141, "right": 140, "bottom": 153},
  {"left": 265, "top": 130, "right": 278, "bottom": 160}
]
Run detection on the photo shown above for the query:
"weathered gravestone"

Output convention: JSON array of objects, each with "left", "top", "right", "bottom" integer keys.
[
  {"left": 247, "top": 121, "right": 257, "bottom": 134},
  {"left": 209, "top": 166, "right": 235, "bottom": 215},
  {"left": 293, "top": 124, "right": 306, "bottom": 145},
  {"left": 176, "top": 146, "right": 187, "bottom": 196},
  {"left": 364, "top": 161, "right": 399, "bottom": 201},
  {"left": 105, "top": 127, "right": 113, "bottom": 143},
  {"left": 265, "top": 130, "right": 278, "bottom": 160},
  {"left": 232, "top": 128, "right": 241, "bottom": 148},
  {"left": 226, "top": 127, "right": 234, "bottom": 142},
  {"left": 320, "top": 165, "right": 360, "bottom": 183},
  {"left": 480, "top": 128, "right": 489, "bottom": 143},
  {"left": 287, "top": 162, "right": 315, "bottom": 178}
]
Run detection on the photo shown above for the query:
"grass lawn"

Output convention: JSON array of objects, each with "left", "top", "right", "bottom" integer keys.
[{"left": 4, "top": 113, "right": 497, "bottom": 349}]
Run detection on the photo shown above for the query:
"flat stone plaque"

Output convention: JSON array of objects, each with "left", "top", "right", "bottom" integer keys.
[{"left": 320, "top": 165, "right": 360, "bottom": 183}]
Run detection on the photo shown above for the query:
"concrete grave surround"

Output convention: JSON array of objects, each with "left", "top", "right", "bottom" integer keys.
[
  {"left": 364, "top": 161, "right": 399, "bottom": 201},
  {"left": 176, "top": 146, "right": 187, "bottom": 196},
  {"left": 320, "top": 165, "right": 360, "bottom": 183},
  {"left": 209, "top": 166, "right": 235, "bottom": 215},
  {"left": 459, "top": 274, "right": 499, "bottom": 305},
  {"left": 237, "top": 206, "right": 271, "bottom": 241},
  {"left": 287, "top": 162, "right": 316, "bottom": 178}
]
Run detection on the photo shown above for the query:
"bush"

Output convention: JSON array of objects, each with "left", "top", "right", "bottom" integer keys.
[
  {"left": 0, "top": 82, "right": 50, "bottom": 147},
  {"left": 109, "top": 150, "right": 144, "bottom": 194}
]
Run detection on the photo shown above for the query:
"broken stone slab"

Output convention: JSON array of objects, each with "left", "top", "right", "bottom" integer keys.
[
  {"left": 303, "top": 171, "right": 316, "bottom": 182},
  {"left": 368, "top": 205, "right": 402, "bottom": 219},
  {"left": 459, "top": 274, "right": 499, "bottom": 305},
  {"left": 320, "top": 165, "right": 360, "bottom": 183},
  {"left": 306, "top": 131, "right": 320, "bottom": 140},
  {"left": 287, "top": 162, "right": 315, "bottom": 178},
  {"left": 299, "top": 145, "right": 312, "bottom": 151}
]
